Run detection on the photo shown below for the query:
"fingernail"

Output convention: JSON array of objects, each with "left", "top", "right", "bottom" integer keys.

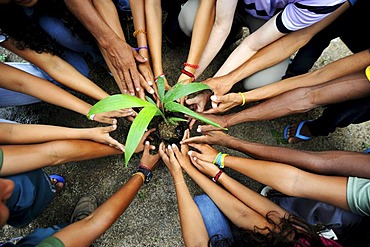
[
  {"left": 145, "top": 141, "right": 149, "bottom": 145},
  {"left": 172, "top": 144, "right": 177, "bottom": 148},
  {"left": 113, "top": 119, "right": 117, "bottom": 125},
  {"left": 148, "top": 81, "right": 153, "bottom": 86},
  {"left": 136, "top": 87, "right": 140, "bottom": 91},
  {"left": 168, "top": 145, "right": 172, "bottom": 149},
  {"left": 131, "top": 92, "right": 135, "bottom": 95},
  {"left": 187, "top": 151, "right": 192, "bottom": 155},
  {"left": 149, "top": 89, "right": 154, "bottom": 94},
  {"left": 112, "top": 124, "right": 117, "bottom": 129},
  {"left": 197, "top": 127, "right": 201, "bottom": 132},
  {"left": 210, "top": 95, "right": 216, "bottom": 101},
  {"left": 193, "top": 157, "right": 197, "bottom": 161}
]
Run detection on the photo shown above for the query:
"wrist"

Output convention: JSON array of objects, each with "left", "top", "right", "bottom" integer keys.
[{"left": 135, "top": 164, "right": 153, "bottom": 184}]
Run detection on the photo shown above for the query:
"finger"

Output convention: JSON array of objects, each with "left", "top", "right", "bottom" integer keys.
[
  {"left": 130, "top": 68, "right": 142, "bottom": 94},
  {"left": 94, "top": 115, "right": 117, "bottom": 125},
  {"left": 189, "top": 118, "right": 197, "bottom": 130},
  {"left": 108, "top": 138, "right": 125, "bottom": 152},
  {"left": 180, "top": 136, "right": 203, "bottom": 144},
  {"left": 171, "top": 143, "right": 182, "bottom": 158},
  {"left": 140, "top": 75, "right": 155, "bottom": 95},
  {"left": 197, "top": 125, "right": 220, "bottom": 133},
  {"left": 203, "top": 108, "right": 219, "bottom": 114},
  {"left": 143, "top": 140, "right": 150, "bottom": 155},
  {"left": 124, "top": 70, "right": 135, "bottom": 95},
  {"left": 133, "top": 51, "right": 148, "bottom": 63}
]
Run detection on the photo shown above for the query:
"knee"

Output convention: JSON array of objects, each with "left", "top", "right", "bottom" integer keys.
[{"left": 178, "top": 0, "right": 200, "bottom": 37}]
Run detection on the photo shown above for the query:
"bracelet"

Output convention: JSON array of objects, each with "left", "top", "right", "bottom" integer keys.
[
  {"left": 238, "top": 92, "right": 245, "bottom": 106},
  {"left": 133, "top": 29, "right": 147, "bottom": 38},
  {"left": 213, "top": 152, "right": 222, "bottom": 165},
  {"left": 223, "top": 115, "right": 230, "bottom": 128},
  {"left": 134, "top": 46, "right": 148, "bottom": 51},
  {"left": 212, "top": 170, "right": 223, "bottom": 183},
  {"left": 132, "top": 172, "right": 145, "bottom": 183},
  {"left": 181, "top": 69, "right": 195, "bottom": 82},
  {"left": 154, "top": 73, "right": 165, "bottom": 82},
  {"left": 220, "top": 154, "right": 228, "bottom": 168},
  {"left": 183, "top": 62, "right": 199, "bottom": 69}
]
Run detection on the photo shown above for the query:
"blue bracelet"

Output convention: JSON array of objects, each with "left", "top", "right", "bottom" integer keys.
[{"left": 134, "top": 46, "right": 149, "bottom": 51}]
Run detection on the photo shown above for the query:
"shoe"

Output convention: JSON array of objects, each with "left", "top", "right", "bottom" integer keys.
[
  {"left": 283, "top": 120, "right": 313, "bottom": 142},
  {"left": 260, "top": 186, "right": 288, "bottom": 198},
  {"left": 49, "top": 174, "right": 65, "bottom": 193},
  {"left": 70, "top": 195, "right": 98, "bottom": 223}
]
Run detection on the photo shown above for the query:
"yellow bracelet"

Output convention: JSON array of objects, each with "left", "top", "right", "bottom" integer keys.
[
  {"left": 133, "top": 29, "right": 147, "bottom": 38},
  {"left": 238, "top": 92, "right": 245, "bottom": 106},
  {"left": 220, "top": 154, "right": 228, "bottom": 168},
  {"left": 132, "top": 172, "right": 145, "bottom": 183}
]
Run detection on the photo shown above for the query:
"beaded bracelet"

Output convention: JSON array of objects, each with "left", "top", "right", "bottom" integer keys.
[
  {"left": 181, "top": 68, "right": 195, "bottom": 82},
  {"left": 213, "top": 152, "right": 222, "bottom": 165},
  {"left": 212, "top": 170, "right": 223, "bottom": 183},
  {"left": 139, "top": 164, "right": 152, "bottom": 172},
  {"left": 134, "top": 46, "right": 148, "bottom": 51},
  {"left": 183, "top": 62, "right": 199, "bottom": 69},
  {"left": 133, "top": 29, "right": 147, "bottom": 38}
]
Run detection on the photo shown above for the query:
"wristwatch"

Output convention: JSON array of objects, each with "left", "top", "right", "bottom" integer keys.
[{"left": 137, "top": 165, "right": 153, "bottom": 184}]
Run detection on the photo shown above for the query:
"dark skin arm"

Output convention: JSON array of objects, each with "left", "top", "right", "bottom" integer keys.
[
  {"left": 182, "top": 130, "right": 370, "bottom": 178},
  {"left": 51, "top": 141, "right": 159, "bottom": 247}
]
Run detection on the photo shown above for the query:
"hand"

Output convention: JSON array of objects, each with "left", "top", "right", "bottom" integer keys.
[
  {"left": 158, "top": 142, "right": 182, "bottom": 175},
  {"left": 187, "top": 143, "right": 219, "bottom": 165},
  {"left": 104, "top": 38, "right": 147, "bottom": 95},
  {"left": 189, "top": 151, "right": 220, "bottom": 179},
  {"left": 87, "top": 125, "right": 125, "bottom": 152},
  {"left": 204, "top": 93, "right": 242, "bottom": 114},
  {"left": 138, "top": 62, "right": 155, "bottom": 96},
  {"left": 139, "top": 140, "right": 160, "bottom": 171},
  {"left": 203, "top": 76, "right": 234, "bottom": 98},
  {"left": 185, "top": 90, "right": 212, "bottom": 113},
  {"left": 134, "top": 128, "right": 156, "bottom": 153},
  {"left": 93, "top": 109, "right": 135, "bottom": 124},
  {"left": 190, "top": 113, "right": 229, "bottom": 132},
  {"left": 181, "top": 130, "right": 229, "bottom": 146}
]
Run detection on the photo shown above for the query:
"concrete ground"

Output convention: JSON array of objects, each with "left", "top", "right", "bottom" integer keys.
[{"left": 1, "top": 26, "right": 369, "bottom": 246}]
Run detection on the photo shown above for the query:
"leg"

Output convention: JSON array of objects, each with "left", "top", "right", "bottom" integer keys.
[
  {"left": 0, "top": 140, "right": 121, "bottom": 176},
  {"left": 194, "top": 194, "right": 233, "bottom": 245},
  {"left": 4, "top": 170, "right": 55, "bottom": 228}
]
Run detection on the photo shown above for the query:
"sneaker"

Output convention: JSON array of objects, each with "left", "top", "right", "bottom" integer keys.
[{"left": 70, "top": 195, "right": 98, "bottom": 223}]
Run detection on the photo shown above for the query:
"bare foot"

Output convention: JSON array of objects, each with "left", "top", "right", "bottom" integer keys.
[{"left": 284, "top": 120, "right": 313, "bottom": 144}]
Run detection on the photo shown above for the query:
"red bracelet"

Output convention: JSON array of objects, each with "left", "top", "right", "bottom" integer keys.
[
  {"left": 154, "top": 73, "right": 165, "bottom": 82},
  {"left": 139, "top": 164, "right": 152, "bottom": 172},
  {"left": 223, "top": 115, "right": 230, "bottom": 128},
  {"left": 181, "top": 69, "right": 195, "bottom": 82},
  {"left": 212, "top": 170, "right": 223, "bottom": 183},
  {"left": 183, "top": 62, "right": 199, "bottom": 69}
]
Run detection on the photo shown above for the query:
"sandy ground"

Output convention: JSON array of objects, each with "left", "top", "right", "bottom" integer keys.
[{"left": 1, "top": 25, "right": 369, "bottom": 246}]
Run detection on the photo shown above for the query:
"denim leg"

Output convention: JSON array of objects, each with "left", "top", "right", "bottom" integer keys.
[
  {"left": 14, "top": 224, "right": 67, "bottom": 246},
  {"left": 0, "top": 63, "right": 45, "bottom": 107},
  {"left": 194, "top": 194, "right": 233, "bottom": 245},
  {"left": 38, "top": 15, "right": 103, "bottom": 64},
  {"left": 5, "top": 170, "right": 55, "bottom": 228}
]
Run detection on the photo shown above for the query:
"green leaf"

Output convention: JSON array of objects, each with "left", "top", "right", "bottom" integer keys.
[
  {"left": 88, "top": 94, "right": 153, "bottom": 117},
  {"left": 145, "top": 95, "right": 157, "bottom": 107},
  {"left": 165, "top": 102, "right": 223, "bottom": 128},
  {"left": 157, "top": 76, "right": 165, "bottom": 103},
  {"left": 270, "top": 129, "right": 288, "bottom": 144},
  {"left": 124, "top": 106, "right": 157, "bottom": 166},
  {"left": 164, "top": 82, "right": 210, "bottom": 104},
  {"left": 168, "top": 117, "right": 188, "bottom": 122}
]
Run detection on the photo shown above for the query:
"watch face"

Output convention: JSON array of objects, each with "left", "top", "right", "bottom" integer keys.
[{"left": 145, "top": 173, "right": 153, "bottom": 183}]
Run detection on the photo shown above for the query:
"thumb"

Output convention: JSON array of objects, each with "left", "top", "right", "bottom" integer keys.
[{"left": 134, "top": 52, "right": 148, "bottom": 63}]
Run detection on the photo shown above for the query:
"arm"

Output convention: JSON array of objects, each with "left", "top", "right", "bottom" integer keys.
[
  {"left": 177, "top": 0, "right": 216, "bottom": 84},
  {"left": 1, "top": 39, "right": 109, "bottom": 101},
  {"left": 0, "top": 63, "right": 130, "bottom": 124},
  {"left": 159, "top": 142, "right": 209, "bottom": 247},
  {"left": 182, "top": 130, "right": 370, "bottom": 178},
  {"left": 195, "top": 0, "right": 238, "bottom": 77},
  {"left": 203, "top": 2, "right": 350, "bottom": 97},
  {"left": 50, "top": 142, "right": 159, "bottom": 247},
  {"left": 129, "top": 0, "right": 155, "bottom": 99},
  {"left": 188, "top": 143, "right": 350, "bottom": 212},
  {"left": 64, "top": 0, "right": 146, "bottom": 95}
]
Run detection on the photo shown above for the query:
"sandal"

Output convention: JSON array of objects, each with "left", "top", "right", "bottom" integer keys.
[
  {"left": 283, "top": 120, "right": 313, "bottom": 143},
  {"left": 70, "top": 195, "right": 98, "bottom": 223},
  {"left": 49, "top": 174, "right": 65, "bottom": 193}
]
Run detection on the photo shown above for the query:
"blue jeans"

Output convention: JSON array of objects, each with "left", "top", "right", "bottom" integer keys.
[
  {"left": 194, "top": 194, "right": 233, "bottom": 245},
  {"left": 5, "top": 170, "right": 56, "bottom": 228}
]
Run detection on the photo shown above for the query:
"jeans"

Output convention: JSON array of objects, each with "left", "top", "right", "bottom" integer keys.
[
  {"left": 5, "top": 170, "right": 56, "bottom": 228},
  {"left": 194, "top": 194, "right": 233, "bottom": 245}
]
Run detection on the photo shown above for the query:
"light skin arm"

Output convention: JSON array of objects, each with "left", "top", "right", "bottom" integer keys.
[
  {"left": 1, "top": 39, "right": 109, "bottom": 101},
  {"left": 195, "top": 0, "right": 238, "bottom": 77},
  {"left": 63, "top": 0, "right": 146, "bottom": 95},
  {"left": 159, "top": 142, "right": 209, "bottom": 247},
  {"left": 51, "top": 142, "right": 159, "bottom": 247},
  {"left": 0, "top": 63, "right": 132, "bottom": 124},
  {"left": 188, "top": 143, "right": 349, "bottom": 212},
  {"left": 129, "top": 0, "right": 155, "bottom": 99},
  {"left": 203, "top": 2, "right": 350, "bottom": 97},
  {"left": 177, "top": 0, "right": 216, "bottom": 84}
]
